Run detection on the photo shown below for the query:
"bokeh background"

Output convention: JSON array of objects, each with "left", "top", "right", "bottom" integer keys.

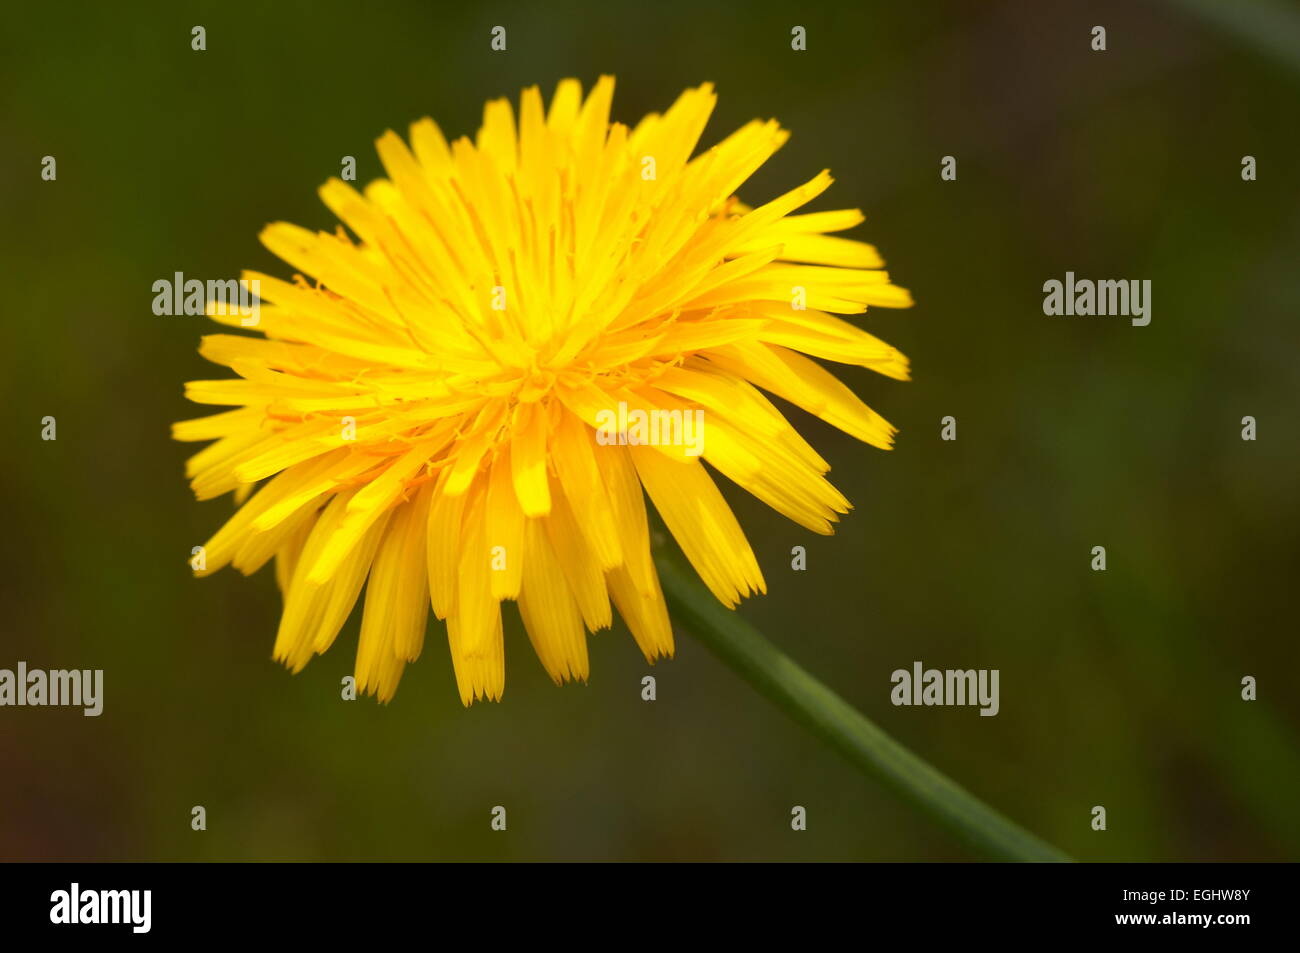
[{"left": 2, "top": 0, "right": 1298, "bottom": 861}]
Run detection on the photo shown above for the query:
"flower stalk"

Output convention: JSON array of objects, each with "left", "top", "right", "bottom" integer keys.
[{"left": 654, "top": 552, "right": 1073, "bottom": 862}]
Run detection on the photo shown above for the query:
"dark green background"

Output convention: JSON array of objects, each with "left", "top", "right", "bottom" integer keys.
[{"left": 3, "top": 0, "right": 1298, "bottom": 861}]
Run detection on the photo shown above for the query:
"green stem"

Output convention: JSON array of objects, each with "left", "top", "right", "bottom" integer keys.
[{"left": 654, "top": 552, "right": 1073, "bottom": 862}]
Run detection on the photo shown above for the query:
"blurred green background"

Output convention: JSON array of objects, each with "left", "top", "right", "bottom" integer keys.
[{"left": 2, "top": 0, "right": 1298, "bottom": 862}]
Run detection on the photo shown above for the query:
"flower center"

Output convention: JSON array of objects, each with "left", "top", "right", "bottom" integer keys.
[{"left": 514, "top": 367, "right": 556, "bottom": 403}]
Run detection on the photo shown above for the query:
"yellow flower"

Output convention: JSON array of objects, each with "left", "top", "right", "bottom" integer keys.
[{"left": 174, "top": 77, "right": 913, "bottom": 705}]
